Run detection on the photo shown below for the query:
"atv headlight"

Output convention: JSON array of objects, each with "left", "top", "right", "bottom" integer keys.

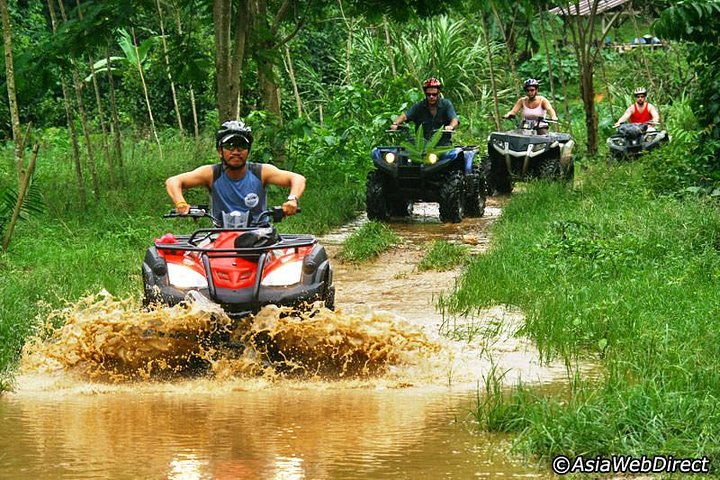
[
  {"left": 427, "top": 153, "right": 438, "bottom": 164},
  {"left": 384, "top": 152, "right": 396, "bottom": 164},
  {"left": 644, "top": 132, "right": 658, "bottom": 142},
  {"left": 492, "top": 138, "right": 505, "bottom": 148},
  {"left": 531, "top": 143, "right": 547, "bottom": 152},
  {"left": 610, "top": 138, "right": 626, "bottom": 146},
  {"left": 167, "top": 263, "right": 208, "bottom": 289},
  {"left": 261, "top": 261, "right": 303, "bottom": 287}
]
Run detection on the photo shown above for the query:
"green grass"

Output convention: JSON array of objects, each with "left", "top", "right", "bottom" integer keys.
[
  {"left": 0, "top": 133, "right": 364, "bottom": 373},
  {"left": 337, "top": 221, "right": 400, "bottom": 263},
  {"left": 417, "top": 240, "right": 469, "bottom": 271},
  {"left": 447, "top": 160, "right": 720, "bottom": 460}
]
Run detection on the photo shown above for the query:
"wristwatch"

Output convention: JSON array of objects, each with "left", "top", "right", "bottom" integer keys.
[{"left": 287, "top": 194, "right": 299, "bottom": 203}]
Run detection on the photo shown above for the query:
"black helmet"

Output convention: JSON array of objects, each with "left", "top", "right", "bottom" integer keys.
[
  {"left": 216, "top": 120, "right": 253, "bottom": 149},
  {"left": 523, "top": 78, "right": 540, "bottom": 90}
]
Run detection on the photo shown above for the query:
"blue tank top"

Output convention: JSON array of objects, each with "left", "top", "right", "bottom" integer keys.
[{"left": 211, "top": 162, "right": 266, "bottom": 226}]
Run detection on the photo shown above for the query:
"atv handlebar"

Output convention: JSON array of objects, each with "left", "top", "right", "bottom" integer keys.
[{"left": 164, "top": 205, "right": 300, "bottom": 227}]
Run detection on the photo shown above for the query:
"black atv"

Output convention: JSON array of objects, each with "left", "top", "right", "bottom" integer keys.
[
  {"left": 366, "top": 126, "right": 486, "bottom": 223},
  {"left": 607, "top": 122, "right": 669, "bottom": 161},
  {"left": 484, "top": 117, "right": 575, "bottom": 194}
]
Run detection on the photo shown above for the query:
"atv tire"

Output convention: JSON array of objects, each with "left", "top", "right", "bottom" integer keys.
[
  {"left": 439, "top": 171, "right": 464, "bottom": 223},
  {"left": 366, "top": 170, "right": 389, "bottom": 221},
  {"left": 539, "top": 157, "right": 562, "bottom": 180},
  {"left": 463, "top": 164, "right": 486, "bottom": 217},
  {"left": 486, "top": 156, "right": 512, "bottom": 194},
  {"left": 389, "top": 199, "right": 412, "bottom": 217}
]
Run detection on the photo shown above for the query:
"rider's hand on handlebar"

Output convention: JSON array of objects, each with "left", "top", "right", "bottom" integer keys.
[
  {"left": 175, "top": 201, "right": 191, "bottom": 215},
  {"left": 390, "top": 123, "right": 400, "bottom": 131},
  {"left": 503, "top": 113, "right": 515, "bottom": 120},
  {"left": 282, "top": 199, "right": 299, "bottom": 217},
  {"left": 444, "top": 125, "right": 454, "bottom": 132}
]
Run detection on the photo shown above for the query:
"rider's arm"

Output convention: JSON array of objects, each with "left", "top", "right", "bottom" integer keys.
[
  {"left": 444, "top": 99, "right": 459, "bottom": 130},
  {"left": 504, "top": 98, "right": 524, "bottom": 118},
  {"left": 391, "top": 112, "right": 408, "bottom": 129},
  {"left": 542, "top": 97, "right": 558, "bottom": 121},
  {"left": 165, "top": 165, "right": 213, "bottom": 214},
  {"left": 261, "top": 164, "right": 306, "bottom": 216},
  {"left": 649, "top": 104, "right": 660, "bottom": 123},
  {"left": 614, "top": 106, "right": 633, "bottom": 127}
]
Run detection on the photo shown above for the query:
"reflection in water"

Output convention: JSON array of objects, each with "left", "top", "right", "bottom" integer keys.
[{"left": 0, "top": 388, "right": 549, "bottom": 479}]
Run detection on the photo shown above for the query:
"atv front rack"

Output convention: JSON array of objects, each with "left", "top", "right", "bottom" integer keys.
[{"left": 155, "top": 229, "right": 318, "bottom": 315}]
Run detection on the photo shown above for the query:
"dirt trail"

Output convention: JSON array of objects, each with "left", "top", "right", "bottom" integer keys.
[{"left": 321, "top": 198, "right": 569, "bottom": 387}]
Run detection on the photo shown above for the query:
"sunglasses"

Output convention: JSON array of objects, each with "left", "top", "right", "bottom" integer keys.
[
  {"left": 635, "top": 94, "right": 646, "bottom": 98},
  {"left": 221, "top": 138, "right": 251, "bottom": 150},
  {"left": 526, "top": 88, "right": 537, "bottom": 92},
  {"left": 426, "top": 92, "right": 439, "bottom": 98}
]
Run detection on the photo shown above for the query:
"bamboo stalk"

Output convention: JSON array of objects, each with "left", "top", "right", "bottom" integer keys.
[
  {"left": 131, "top": 27, "right": 163, "bottom": 160},
  {"left": 47, "top": 0, "right": 86, "bottom": 209},
  {"left": 480, "top": 12, "right": 501, "bottom": 130},
  {"left": 2, "top": 144, "right": 40, "bottom": 251},
  {"left": 283, "top": 44, "right": 303, "bottom": 118},
  {"left": 156, "top": 0, "right": 185, "bottom": 134},
  {"left": 1, "top": 0, "right": 24, "bottom": 182}
]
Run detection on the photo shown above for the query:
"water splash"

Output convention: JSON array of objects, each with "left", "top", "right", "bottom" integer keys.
[{"left": 20, "top": 291, "right": 439, "bottom": 384}]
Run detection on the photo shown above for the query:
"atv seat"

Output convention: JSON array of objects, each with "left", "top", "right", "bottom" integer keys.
[{"left": 233, "top": 227, "right": 279, "bottom": 248}]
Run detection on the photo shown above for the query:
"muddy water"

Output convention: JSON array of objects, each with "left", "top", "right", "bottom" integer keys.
[{"left": 2, "top": 199, "right": 567, "bottom": 479}]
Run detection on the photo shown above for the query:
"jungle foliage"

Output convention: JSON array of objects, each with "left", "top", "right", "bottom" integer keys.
[{"left": 1, "top": 0, "right": 720, "bottom": 468}]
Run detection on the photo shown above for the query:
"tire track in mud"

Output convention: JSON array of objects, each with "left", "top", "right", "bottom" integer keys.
[{"left": 321, "top": 197, "right": 570, "bottom": 387}]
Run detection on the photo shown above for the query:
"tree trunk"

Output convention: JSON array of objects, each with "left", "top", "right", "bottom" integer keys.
[
  {"left": 253, "top": 0, "right": 281, "bottom": 119},
  {"left": 490, "top": 1, "right": 520, "bottom": 94},
  {"left": 189, "top": 85, "right": 200, "bottom": 139},
  {"left": 106, "top": 43, "right": 124, "bottom": 174},
  {"left": 480, "top": 12, "right": 501, "bottom": 130},
  {"left": 2, "top": 143, "right": 39, "bottom": 251},
  {"left": 580, "top": 64, "right": 598, "bottom": 155},
  {"left": 156, "top": 0, "right": 184, "bottom": 134},
  {"left": 213, "top": 0, "right": 249, "bottom": 121},
  {"left": 538, "top": 7, "right": 557, "bottom": 103},
  {"left": 75, "top": 0, "right": 112, "bottom": 184},
  {"left": 131, "top": 27, "right": 163, "bottom": 160},
  {"left": 338, "top": 0, "right": 352, "bottom": 85},
  {"left": 47, "top": 0, "right": 86, "bottom": 209},
  {"left": 382, "top": 15, "right": 396, "bottom": 77},
  {"left": 57, "top": 0, "right": 100, "bottom": 198},
  {"left": 1, "top": 0, "right": 24, "bottom": 182},
  {"left": 88, "top": 56, "right": 114, "bottom": 184},
  {"left": 173, "top": 6, "right": 200, "bottom": 139},
  {"left": 547, "top": 13, "right": 572, "bottom": 132}
]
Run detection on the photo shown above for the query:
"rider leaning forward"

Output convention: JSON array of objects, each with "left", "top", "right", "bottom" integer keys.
[
  {"left": 613, "top": 87, "right": 660, "bottom": 128},
  {"left": 503, "top": 78, "right": 558, "bottom": 135},
  {"left": 165, "top": 120, "right": 305, "bottom": 226},
  {"left": 390, "top": 77, "right": 459, "bottom": 145}
]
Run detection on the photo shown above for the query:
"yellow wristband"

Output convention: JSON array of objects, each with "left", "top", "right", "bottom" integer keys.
[{"left": 175, "top": 201, "right": 189, "bottom": 208}]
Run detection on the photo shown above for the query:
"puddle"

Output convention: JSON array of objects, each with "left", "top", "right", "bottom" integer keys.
[{"left": 3, "top": 198, "right": 569, "bottom": 478}]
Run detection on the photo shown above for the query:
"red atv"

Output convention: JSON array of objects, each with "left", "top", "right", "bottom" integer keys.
[{"left": 142, "top": 206, "right": 334, "bottom": 320}]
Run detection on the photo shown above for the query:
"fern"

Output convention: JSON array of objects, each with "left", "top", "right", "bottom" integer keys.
[{"left": 0, "top": 183, "right": 45, "bottom": 236}]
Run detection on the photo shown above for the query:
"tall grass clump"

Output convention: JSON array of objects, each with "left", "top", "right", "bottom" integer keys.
[
  {"left": 447, "top": 161, "right": 720, "bottom": 459},
  {"left": 417, "top": 240, "right": 468, "bottom": 271},
  {"left": 337, "top": 221, "right": 400, "bottom": 263}
]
